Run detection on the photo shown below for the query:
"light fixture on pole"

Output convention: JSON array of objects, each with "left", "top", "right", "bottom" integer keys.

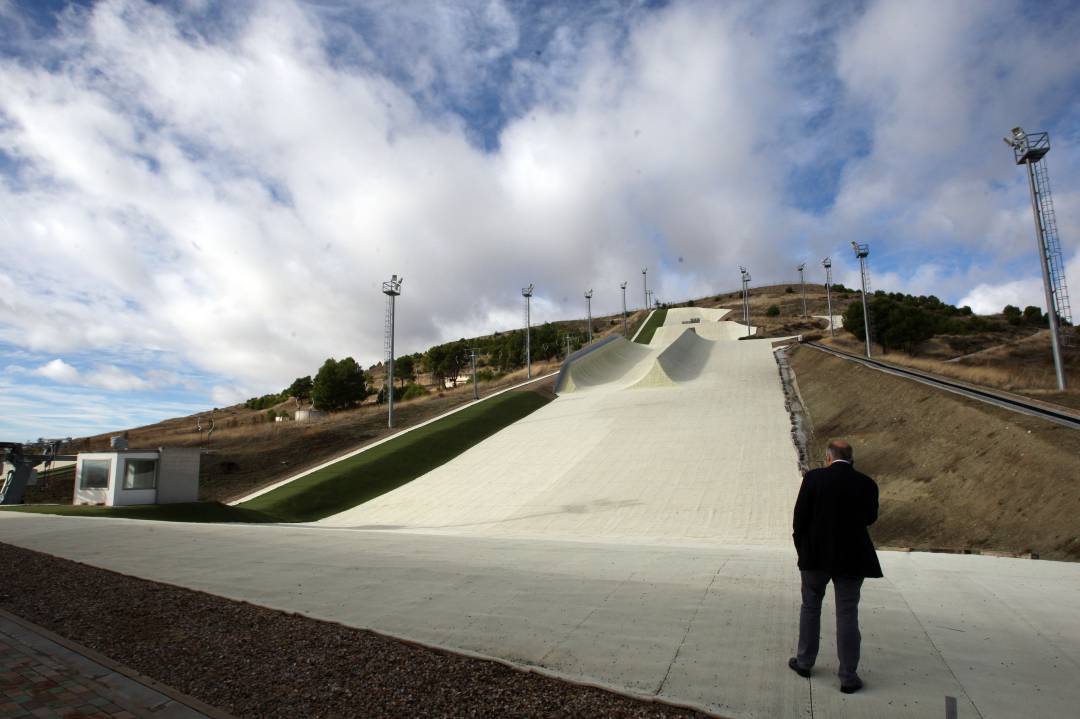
[
  {"left": 470, "top": 347, "right": 479, "bottom": 400},
  {"left": 382, "top": 274, "right": 403, "bottom": 429},
  {"left": 620, "top": 281, "right": 629, "bottom": 336},
  {"left": 851, "top": 242, "right": 872, "bottom": 358},
  {"left": 797, "top": 263, "right": 807, "bottom": 317},
  {"left": 522, "top": 283, "right": 534, "bottom": 380},
  {"left": 641, "top": 267, "right": 648, "bottom": 311},
  {"left": 822, "top": 257, "right": 834, "bottom": 338},
  {"left": 739, "top": 266, "right": 752, "bottom": 338},
  {"left": 1004, "top": 126, "right": 1071, "bottom": 390},
  {"left": 585, "top": 289, "right": 594, "bottom": 343}
]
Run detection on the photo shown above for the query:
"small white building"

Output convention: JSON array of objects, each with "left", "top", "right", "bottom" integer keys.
[{"left": 73, "top": 447, "right": 202, "bottom": 507}]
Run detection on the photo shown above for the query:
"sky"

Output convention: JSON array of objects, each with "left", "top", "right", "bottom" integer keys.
[{"left": 1, "top": 0, "right": 1079, "bottom": 440}]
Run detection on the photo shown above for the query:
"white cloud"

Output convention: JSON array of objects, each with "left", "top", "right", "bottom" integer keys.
[
  {"left": 1, "top": 0, "right": 1078, "bottom": 434},
  {"left": 35, "top": 358, "right": 80, "bottom": 383}
]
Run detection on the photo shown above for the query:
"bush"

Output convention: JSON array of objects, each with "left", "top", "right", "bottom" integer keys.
[
  {"left": 401, "top": 383, "right": 428, "bottom": 401},
  {"left": 766, "top": 305, "right": 780, "bottom": 317},
  {"left": 785, "top": 286, "right": 794, "bottom": 293}
]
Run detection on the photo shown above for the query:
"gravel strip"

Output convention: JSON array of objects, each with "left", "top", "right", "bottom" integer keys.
[{"left": 0, "top": 542, "right": 716, "bottom": 718}]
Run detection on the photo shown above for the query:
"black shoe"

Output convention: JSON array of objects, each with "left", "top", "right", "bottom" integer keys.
[
  {"left": 788, "top": 657, "right": 811, "bottom": 678},
  {"left": 840, "top": 677, "right": 863, "bottom": 694}
]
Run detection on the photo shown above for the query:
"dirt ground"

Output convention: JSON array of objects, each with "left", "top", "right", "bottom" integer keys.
[{"left": 788, "top": 344, "right": 1080, "bottom": 560}]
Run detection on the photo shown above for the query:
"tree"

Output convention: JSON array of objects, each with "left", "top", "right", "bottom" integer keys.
[
  {"left": 1023, "top": 305, "right": 1046, "bottom": 325},
  {"left": 766, "top": 305, "right": 780, "bottom": 317},
  {"left": 286, "top": 375, "right": 313, "bottom": 401},
  {"left": 394, "top": 355, "right": 416, "bottom": 387},
  {"left": 1003, "top": 305, "right": 1022, "bottom": 325},
  {"left": 311, "top": 357, "right": 368, "bottom": 411}
]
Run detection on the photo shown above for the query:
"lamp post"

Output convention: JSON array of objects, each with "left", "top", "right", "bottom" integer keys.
[
  {"left": 641, "top": 267, "right": 648, "bottom": 312},
  {"left": 851, "top": 242, "right": 872, "bottom": 358},
  {"left": 522, "top": 284, "right": 534, "bottom": 380},
  {"left": 381, "top": 274, "right": 403, "bottom": 428},
  {"left": 798, "top": 263, "right": 807, "bottom": 317},
  {"left": 585, "top": 289, "right": 594, "bottom": 343},
  {"left": 739, "top": 266, "right": 751, "bottom": 338},
  {"left": 1004, "top": 126, "right": 1070, "bottom": 390},
  {"left": 823, "top": 257, "right": 834, "bottom": 339},
  {"left": 620, "top": 281, "right": 629, "bottom": 336}
]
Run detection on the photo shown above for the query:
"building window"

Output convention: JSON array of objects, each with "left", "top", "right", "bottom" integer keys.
[
  {"left": 79, "top": 459, "right": 110, "bottom": 490},
  {"left": 123, "top": 459, "right": 157, "bottom": 490}
]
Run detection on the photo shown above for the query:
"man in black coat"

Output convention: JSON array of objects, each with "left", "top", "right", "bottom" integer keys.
[{"left": 788, "top": 439, "right": 882, "bottom": 694}]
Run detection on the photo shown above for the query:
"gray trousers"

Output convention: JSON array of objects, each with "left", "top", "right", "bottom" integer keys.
[{"left": 796, "top": 570, "right": 864, "bottom": 682}]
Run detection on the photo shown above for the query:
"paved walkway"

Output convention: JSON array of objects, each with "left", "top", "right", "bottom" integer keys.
[
  {"left": 2, "top": 515, "right": 1078, "bottom": 719},
  {"left": 0, "top": 610, "right": 216, "bottom": 719}
]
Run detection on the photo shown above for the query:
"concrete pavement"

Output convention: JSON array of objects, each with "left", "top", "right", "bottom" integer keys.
[{"left": 2, "top": 515, "right": 1078, "bottom": 718}]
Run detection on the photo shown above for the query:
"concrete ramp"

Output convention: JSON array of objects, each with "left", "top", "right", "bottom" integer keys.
[
  {"left": 319, "top": 307, "right": 800, "bottom": 544},
  {"left": 554, "top": 337, "right": 656, "bottom": 393},
  {"left": 628, "top": 329, "right": 713, "bottom": 388}
]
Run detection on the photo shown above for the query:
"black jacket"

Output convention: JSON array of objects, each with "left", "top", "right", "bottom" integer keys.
[{"left": 793, "top": 461, "right": 883, "bottom": 578}]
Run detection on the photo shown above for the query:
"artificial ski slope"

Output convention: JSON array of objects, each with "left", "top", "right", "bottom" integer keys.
[{"left": 319, "top": 308, "right": 801, "bottom": 544}]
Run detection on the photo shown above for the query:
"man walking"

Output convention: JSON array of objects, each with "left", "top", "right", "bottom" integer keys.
[{"left": 788, "top": 439, "right": 882, "bottom": 694}]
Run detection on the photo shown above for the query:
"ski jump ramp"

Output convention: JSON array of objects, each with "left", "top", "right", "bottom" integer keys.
[{"left": 319, "top": 308, "right": 797, "bottom": 543}]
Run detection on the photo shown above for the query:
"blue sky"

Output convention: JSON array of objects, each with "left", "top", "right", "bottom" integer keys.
[{"left": 1, "top": 0, "right": 1079, "bottom": 440}]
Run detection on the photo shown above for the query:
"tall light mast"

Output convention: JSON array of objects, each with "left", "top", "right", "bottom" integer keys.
[
  {"left": 739, "top": 266, "right": 752, "bottom": 338},
  {"left": 797, "top": 263, "right": 807, "bottom": 317},
  {"left": 382, "top": 274, "right": 403, "bottom": 428},
  {"left": 1005, "top": 127, "right": 1071, "bottom": 390},
  {"left": 641, "top": 267, "right": 648, "bottom": 312},
  {"left": 822, "top": 257, "right": 835, "bottom": 339},
  {"left": 522, "top": 284, "right": 534, "bottom": 380},
  {"left": 620, "top": 281, "right": 629, "bottom": 336},
  {"left": 851, "top": 242, "right": 872, "bottom": 358},
  {"left": 585, "top": 289, "right": 594, "bottom": 343}
]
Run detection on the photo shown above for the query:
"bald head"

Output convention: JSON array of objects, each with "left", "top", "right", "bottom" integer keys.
[{"left": 826, "top": 439, "right": 853, "bottom": 464}]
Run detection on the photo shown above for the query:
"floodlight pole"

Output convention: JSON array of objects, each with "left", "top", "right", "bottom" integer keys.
[
  {"left": 522, "top": 284, "right": 534, "bottom": 380},
  {"left": 739, "top": 266, "right": 751, "bottom": 337},
  {"left": 851, "top": 242, "right": 872, "bottom": 358},
  {"left": 641, "top": 267, "right": 648, "bottom": 311},
  {"left": 798, "top": 263, "right": 807, "bottom": 317},
  {"left": 1004, "top": 128, "right": 1067, "bottom": 390},
  {"left": 585, "top": 289, "right": 594, "bottom": 343},
  {"left": 620, "top": 281, "right": 629, "bottom": 336},
  {"left": 382, "top": 274, "right": 403, "bottom": 428},
  {"left": 823, "top": 257, "right": 834, "bottom": 338},
  {"left": 565, "top": 334, "right": 572, "bottom": 358},
  {"left": 470, "top": 348, "right": 478, "bottom": 400}
]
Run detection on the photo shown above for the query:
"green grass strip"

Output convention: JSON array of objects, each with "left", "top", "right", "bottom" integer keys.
[
  {"left": 633, "top": 308, "right": 668, "bottom": 344},
  {"left": 0, "top": 502, "right": 275, "bottom": 523},
  {"left": 240, "top": 390, "right": 553, "bottom": 523}
]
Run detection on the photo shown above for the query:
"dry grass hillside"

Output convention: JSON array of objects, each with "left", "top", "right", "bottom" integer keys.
[{"left": 789, "top": 345, "right": 1080, "bottom": 561}]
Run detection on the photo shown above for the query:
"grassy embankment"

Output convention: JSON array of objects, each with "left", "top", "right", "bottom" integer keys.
[
  {"left": 241, "top": 390, "right": 551, "bottom": 522},
  {"left": 633, "top": 309, "right": 668, "bottom": 344},
  {"left": 3, "top": 390, "right": 553, "bottom": 524}
]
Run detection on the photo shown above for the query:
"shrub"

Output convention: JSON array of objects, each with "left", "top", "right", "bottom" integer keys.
[
  {"left": 785, "top": 286, "right": 794, "bottom": 293},
  {"left": 766, "top": 305, "right": 780, "bottom": 317},
  {"left": 401, "top": 383, "right": 428, "bottom": 401}
]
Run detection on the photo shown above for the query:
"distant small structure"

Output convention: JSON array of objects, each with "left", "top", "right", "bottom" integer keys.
[
  {"left": 294, "top": 408, "right": 327, "bottom": 423},
  {"left": 73, "top": 446, "right": 201, "bottom": 507}
]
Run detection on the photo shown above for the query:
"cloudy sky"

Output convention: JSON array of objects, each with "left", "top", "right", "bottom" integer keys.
[{"left": 1, "top": 0, "right": 1079, "bottom": 440}]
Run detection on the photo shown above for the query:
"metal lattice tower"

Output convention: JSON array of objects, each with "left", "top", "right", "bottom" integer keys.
[
  {"left": 1006, "top": 127, "right": 1071, "bottom": 389},
  {"left": 851, "top": 242, "right": 873, "bottom": 357},
  {"left": 1034, "top": 160, "right": 1073, "bottom": 336},
  {"left": 641, "top": 268, "right": 648, "bottom": 311},
  {"left": 382, "top": 274, "right": 403, "bottom": 428}
]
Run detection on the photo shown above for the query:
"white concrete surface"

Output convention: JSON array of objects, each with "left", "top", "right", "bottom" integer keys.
[
  {"left": 813, "top": 315, "right": 844, "bottom": 331},
  {"left": 317, "top": 312, "right": 800, "bottom": 543},
  {"left": 1, "top": 514, "right": 1077, "bottom": 719}
]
